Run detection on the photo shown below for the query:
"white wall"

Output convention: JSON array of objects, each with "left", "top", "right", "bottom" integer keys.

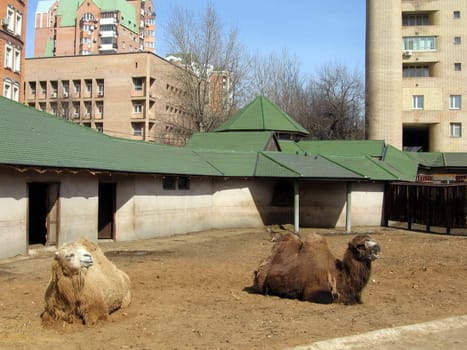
[
  {"left": 0, "top": 169, "right": 28, "bottom": 258},
  {"left": 0, "top": 168, "right": 386, "bottom": 260},
  {"left": 116, "top": 176, "right": 214, "bottom": 241}
]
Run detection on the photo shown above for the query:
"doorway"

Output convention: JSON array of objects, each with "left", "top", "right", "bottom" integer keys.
[
  {"left": 28, "top": 183, "right": 59, "bottom": 245},
  {"left": 98, "top": 183, "right": 116, "bottom": 239}
]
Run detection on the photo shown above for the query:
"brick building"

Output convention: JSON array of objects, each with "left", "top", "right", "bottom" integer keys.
[
  {"left": 34, "top": 0, "right": 155, "bottom": 57},
  {"left": 24, "top": 52, "right": 195, "bottom": 145},
  {"left": 0, "top": 0, "right": 27, "bottom": 101}
]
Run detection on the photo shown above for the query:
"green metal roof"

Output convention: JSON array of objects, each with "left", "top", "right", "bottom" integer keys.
[
  {"left": 214, "top": 96, "right": 309, "bottom": 136},
  {"left": 383, "top": 146, "right": 419, "bottom": 181},
  {"left": 406, "top": 151, "right": 467, "bottom": 168},
  {"left": 0, "top": 97, "right": 417, "bottom": 182},
  {"left": 57, "top": 0, "right": 138, "bottom": 33},
  {"left": 405, "top": 152, "right": 445, "bottom": 167},
  {"left": 259, "top": 153, "right": 363, "bottom": 179},
  {"left": 185, "top": 131, "right": 280, "bottom": 152},
  {"left": 287, "top": 140, "right": 386, "bottom": 158},
  {"left": 193, "top": 151, "right": 260, "bottom": 176},
  {"left": 443, "top": 153, "right": 467, "bottom": 167},
  {"left": 0, "top": 97, "right": 220, "bottom": 176}
]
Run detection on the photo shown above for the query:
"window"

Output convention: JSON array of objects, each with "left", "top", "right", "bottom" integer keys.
[
  {"left": 6, "top": 7, "right": 14, "bottom": 32},
  {"left": 73, "top": 80, "right": 81, "bottom": 94},
  {"left": 178, "top": 177, "right": 190, "bottom": 190},
  {"left": 402, "top": 13, "right": 430, "bottom": 26},
  {"left": 29, "top": 82, "right": 36, "bottom": 96},
  {"left": 96, "top": 101, "right": 104, "bottom": 115},
  {"left": 132, "top": 122, "right": 144, "bottom": 136},
  {"left": 73, "top": 103, "right": 80, "bottom": 118},
  {"left": 3, "top": 80, "right": 12, "bottom": 98},
  {"left": 454, "top": 63, "right": 462, "bottom": 71},
  {"left": 454, "top": 36, "right": 462, "bottom": 45},
  {"left": 133, "top": 78, "right": 143, "bottom": 91},
  {"left": 453, "top": 11, "right": 461, "bottom": 19},
  {"left": 450, "top": 95, "right": 462, "bottom": 110},
  {"left": 133, "top": 102, "right": 142, "bottom": 113},
  {"left": 62, "top": 82, "right": 69, "bottom": 97},
  {"left": 15, "top": 12, "right": 22, "bottom": 36},
  {"left": 4, "top": 44, "right": 13, "bottom": 69},
  {"left": 81, "top": 13, "right": 95, "bottom": 22},
  {"left": 162, "top": 176, "right": 176, "bottom": 190},
  {"left": 12, "top": 83, "right": 19, "bottom": 101},
  {"left": 13, "top": 48, "right": 20, "bottom": 72},
  {"left": 412, "top": 95, "right": 424, "bottom": 109},
  {"left": 403, "top": 36, "right": 436, "bottom": 51},
  {"left": 84, "top": 101, "right": 92, "bottom": 116},
  {"left": 450, "top": 123, "right": 462, "bottom": 137},
  {"left": 85, "top": 80, "right": 92, "bottom": 93},
  {"left": 403, "top": 65, "right": 430, "bottom": 77},
  {"left": 40, "top": 81, "right": 47, "bottom": 95}
]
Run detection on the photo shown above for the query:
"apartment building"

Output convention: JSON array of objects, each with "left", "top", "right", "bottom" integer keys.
[
  {"left": 0, "top": 0, "right": 27, "bottom": 102},
  {"left": 24, "top": 52, "right": 195, "bottom": 145},
  {"left": 34, "top": 0, "right": 155, "bottom": 57},
  {"left": 366, "top": 0, "right": 467, "bottom": 152}
]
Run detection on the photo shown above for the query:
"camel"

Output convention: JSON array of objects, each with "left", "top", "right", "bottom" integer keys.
[
  {"left": 252, "top": 232, "right": 381, "bottom": 304},
  {"left": 41, "top": 237, "right": 131, "bottom": 325}
]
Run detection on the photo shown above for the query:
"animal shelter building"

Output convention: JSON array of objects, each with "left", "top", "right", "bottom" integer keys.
[{"left": 0, "top": 95, "right": 461, "bottom": 260}]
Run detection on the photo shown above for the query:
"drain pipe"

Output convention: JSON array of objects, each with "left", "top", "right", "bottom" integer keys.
[
  {"left": 346, "top": 182, "right": 352, "bottom": 233},
  {"left": 294, "top": 180, "right": 300, "bottom": 234}
]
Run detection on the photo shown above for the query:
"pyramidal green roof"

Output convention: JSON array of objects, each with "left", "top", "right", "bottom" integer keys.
[{"left": 214, "top": 96, "right": 309, "bottom": 136}]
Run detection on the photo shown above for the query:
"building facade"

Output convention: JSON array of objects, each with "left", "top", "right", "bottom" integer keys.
[
  {"left": 366, "top": 0, "right": 467, "bottom": 152},
  {"left": 24, "top": 52, "right": 195, "bottom": 144},
  {"left": 0, "top": 0, "right": 27, "bottom": 102},
  {"left": 34, "top": 0, "right": 155, "bottom": 57}
]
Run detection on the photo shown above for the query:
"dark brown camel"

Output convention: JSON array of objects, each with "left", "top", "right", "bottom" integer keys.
[{"left": 252, "top": 232, "right": 381, "bottom": 304}]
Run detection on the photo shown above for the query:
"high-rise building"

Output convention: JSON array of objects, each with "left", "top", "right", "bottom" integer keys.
[
  {"left": 34, "top": 0, "right": 155, "bottom": 57},
  {"left": 0, "top": 0, "right": 27, "bottom": 102},
  {"left": 366, "top": 0, "right": 467, "bottom": 152}
]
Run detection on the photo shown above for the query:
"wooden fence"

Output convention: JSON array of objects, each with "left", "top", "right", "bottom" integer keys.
[{"left": 383, "top": 182, "right": 467, "bottom": 233}]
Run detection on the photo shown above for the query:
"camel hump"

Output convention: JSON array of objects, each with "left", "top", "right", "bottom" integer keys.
[{"left": 303, "top": 233, "right": 329, "bottom": 250}]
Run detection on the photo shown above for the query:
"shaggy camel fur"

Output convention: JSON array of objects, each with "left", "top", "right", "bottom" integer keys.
[
  {"left": 41, "top": 238, "right": 131, "bottom": 325},
  {"left": 253, "top": 232, "right": 380, "bottom": 304}
]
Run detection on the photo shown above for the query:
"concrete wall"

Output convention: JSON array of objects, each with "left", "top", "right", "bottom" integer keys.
[
  {"left": 0, "top": 168, "right": 386, "bottom": 260},
  {"left": 0, "top": 169, "right": 28, "bottom": 258},
  {"left": 115, "top": 176, "right": 214, "bottom": 241}
]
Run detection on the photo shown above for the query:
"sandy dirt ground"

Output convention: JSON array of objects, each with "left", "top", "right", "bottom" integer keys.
[{"left": 0, "top": 226, "right": 466, "bottom": 350}]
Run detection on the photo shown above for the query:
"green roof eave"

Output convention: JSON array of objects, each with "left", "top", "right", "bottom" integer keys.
[
  {"left": 185, "top": 131, "right": 279, "bottom": 152},
  {"left": 289, "top": 139, "right": 386, "bottom": 157}
]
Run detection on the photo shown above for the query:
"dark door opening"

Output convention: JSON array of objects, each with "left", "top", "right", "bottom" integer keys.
[
  {"left": 28, "top": 183, "right": 59, "bottom": 245},
  {"left": 403, "top": 127, "right": 429, "bottom": 151},
  {"left": 98, "top": 183, "right": 116, "bottom": 239}
]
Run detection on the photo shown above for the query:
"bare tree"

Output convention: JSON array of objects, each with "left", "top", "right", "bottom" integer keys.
[
  {"left": 249, "top": 53, "right": 365, "bottom": 140},
  {"left": 248, "top": 49, "right": 305, "bottom": 118},
  {"left": 301, "top": 63, "right": 365, "bottom": 140},
  {"left": 164, "top": 2, "right": 248, "bottom": 135}
]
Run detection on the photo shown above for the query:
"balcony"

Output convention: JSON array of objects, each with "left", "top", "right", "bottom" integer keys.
[
  {"left": 99, "top": 44, "right": 117, "bottom": 52},
  {"left": 100, "top": 30, "right": 117, "bottom": 38},
  {"left": 100, "top": 17, "right": 117, "bottom": 25}
]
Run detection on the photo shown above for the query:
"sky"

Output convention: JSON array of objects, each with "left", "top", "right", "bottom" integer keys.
[{"left": 26, "top": 0, "right": 366, "bottom": 76}]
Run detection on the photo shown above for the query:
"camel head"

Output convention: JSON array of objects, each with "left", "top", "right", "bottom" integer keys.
[
  {"left": 348, "top": 234, "right": 381, "bottom": 262},
  {"left": 54, "top": 242, "right": 94, "bottom": 276}
]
